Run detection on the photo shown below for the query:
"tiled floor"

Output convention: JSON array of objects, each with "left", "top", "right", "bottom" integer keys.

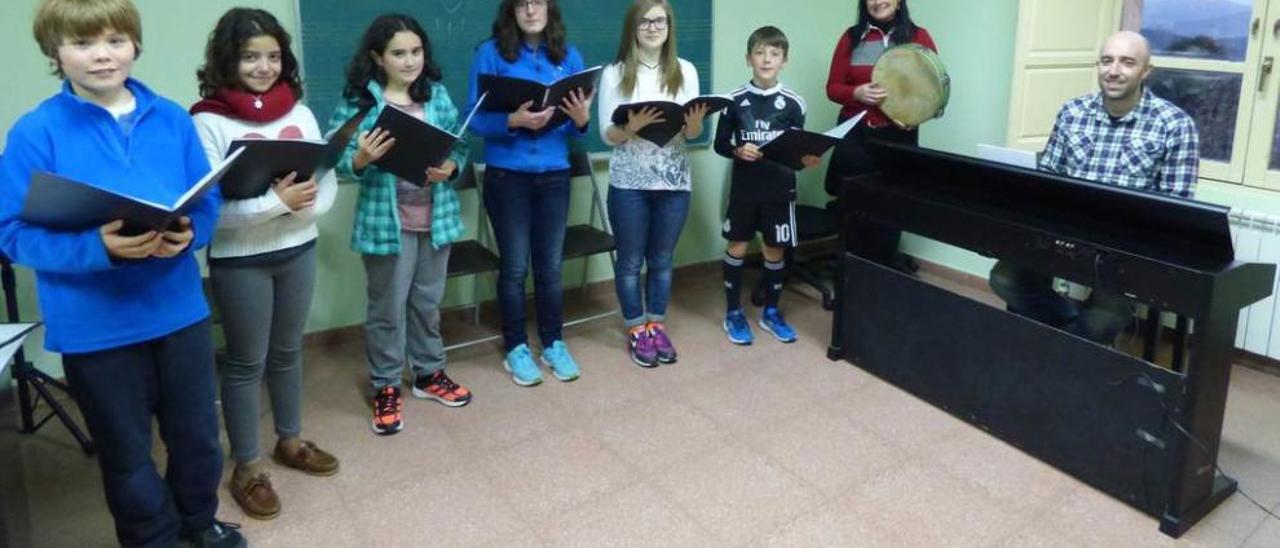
[{"left": 3, "top": 265, "right": 1280, "bottom": 547}]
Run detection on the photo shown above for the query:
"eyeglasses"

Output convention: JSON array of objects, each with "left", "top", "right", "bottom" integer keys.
[
  {"left": 517, "top": 0, "right": 547, "bottom": 9},
  {"left": 638, "top": 16, "right": 669, "bottom": 30}
]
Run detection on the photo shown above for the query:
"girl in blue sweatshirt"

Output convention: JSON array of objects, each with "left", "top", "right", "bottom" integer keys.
[
  {"left": 0, "top": 1, "right": 242, "bottom": 547},
  {"left": 465, "top": 0, "right": 594, "bottom": 386}
]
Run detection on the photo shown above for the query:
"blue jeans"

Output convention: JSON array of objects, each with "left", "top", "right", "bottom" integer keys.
[
  {"left": 63, "top": 319, "right": 222, "bottom": 548},
  {"left": 607, "top": 187, "right": 691, "bottom": 328},
  {"left": 989, "top": 259, "right": 1133, "bottom": 344},
  {"left": 484, "top": 167, "right": 571, "bottom": 351}
]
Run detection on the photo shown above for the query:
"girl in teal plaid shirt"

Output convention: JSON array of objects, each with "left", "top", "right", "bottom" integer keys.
[{"left": 328, "top": 14, "right": 472, "bottom": 436}]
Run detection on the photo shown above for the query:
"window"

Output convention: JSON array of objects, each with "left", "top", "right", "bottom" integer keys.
[{"left": 1123, "top": 0, "right": 1280, "bottom": 188}]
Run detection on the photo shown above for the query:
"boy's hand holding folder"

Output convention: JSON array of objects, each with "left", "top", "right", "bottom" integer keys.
[
  {"left": 21, "top": 146, "right": 246, "bottom": 240},
  {"left": 147, "top": 217, "right": 194, "bottom": 259},
  {"left": 733, "top": 143, "right": 821, "bottom": 169},
  {"left": 99, "top": 219, "right": 164, "bottom": 259},
  {"left": 753, "top": 111, "right": 868, "bottom": 171}
]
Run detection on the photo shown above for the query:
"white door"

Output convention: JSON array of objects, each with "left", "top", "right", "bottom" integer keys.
[{"left": 1005, "top": 0, "right": 1121, "bottom": 151}]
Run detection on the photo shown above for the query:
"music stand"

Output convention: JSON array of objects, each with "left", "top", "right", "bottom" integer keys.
[{"left": 1, "top": 253, "right": 93, "bottom": 454}]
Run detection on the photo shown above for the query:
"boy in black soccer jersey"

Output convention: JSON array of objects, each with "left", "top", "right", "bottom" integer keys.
[{"left": 713, "top": 26, "right": 820, "bottom": 345}]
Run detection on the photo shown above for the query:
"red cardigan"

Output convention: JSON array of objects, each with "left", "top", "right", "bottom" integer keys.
[{"left": 825, "top": 25, "right": 937, "bottom": 128}]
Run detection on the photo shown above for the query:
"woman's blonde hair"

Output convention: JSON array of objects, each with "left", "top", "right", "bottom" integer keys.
[{"left": 612, "top": 0, "right": 683, "bottom": 98}]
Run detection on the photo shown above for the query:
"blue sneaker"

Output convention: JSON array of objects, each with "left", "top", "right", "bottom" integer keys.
[
  {"left": 759, "top": 307, "right": 797, "bottom": 343},
  {"left": 724, "top": 309, "right": 754, "bottom": 345},
  {"left": 503, "top": 344, "right": 543, "bottom": 386},
  {"left": 540, "top": 340, "right": 581, "bottom": 382}
]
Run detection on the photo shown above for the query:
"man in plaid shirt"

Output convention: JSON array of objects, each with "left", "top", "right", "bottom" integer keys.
[
  {"left": 1039, "top": 33, "right": 1199, "bottom": 198},
  {"left": 989, "top": 31, "right": 1201, "bottom": 345}
]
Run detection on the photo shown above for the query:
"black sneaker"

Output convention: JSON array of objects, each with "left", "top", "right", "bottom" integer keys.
[{"left": 182, "top": 520, "right": 246, "bottom": 548}]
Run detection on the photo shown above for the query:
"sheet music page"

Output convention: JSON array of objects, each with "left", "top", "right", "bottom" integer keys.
[
  {"left": 454, "top": 92, "right": 488, "bottom": 138},
  {"left": 0, "top": 323, "right": 39, "bottom": 376},
  {"left": 171, "top": 146, "right": 247, "bottom": 209},
  {"left": 976, "top": 144, "right": 1037, "bottom": 169},
  {"left": 824, "top": 110, "right": 867, "bottom": 139}
]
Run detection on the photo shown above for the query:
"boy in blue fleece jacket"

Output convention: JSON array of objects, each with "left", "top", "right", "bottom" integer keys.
[{"left": 0, "top": 1, "right": 243, "bottom": 546}]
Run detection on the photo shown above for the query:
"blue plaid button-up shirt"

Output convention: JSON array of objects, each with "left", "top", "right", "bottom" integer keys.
[{"left": 1039, "top": 89, "right": 1199, "bottom": 198}]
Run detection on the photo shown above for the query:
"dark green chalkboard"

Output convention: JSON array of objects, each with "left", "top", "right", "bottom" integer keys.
[{"left": 297, "top": 0, "right": 714, "bottom": 152}]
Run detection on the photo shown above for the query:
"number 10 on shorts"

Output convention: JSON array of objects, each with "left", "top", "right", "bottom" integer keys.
[{"left": 775, "top": 223, "right": 792, "bottom": 244}]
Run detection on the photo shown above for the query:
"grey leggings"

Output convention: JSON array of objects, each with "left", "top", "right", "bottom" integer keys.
[{"left": 211, "top": 245, "right": 316, "bottom": 464}]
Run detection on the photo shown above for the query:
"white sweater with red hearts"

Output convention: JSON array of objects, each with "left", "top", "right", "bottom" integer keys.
[{"left": 192, "top": 104, "right": 339, "bottom": 259}]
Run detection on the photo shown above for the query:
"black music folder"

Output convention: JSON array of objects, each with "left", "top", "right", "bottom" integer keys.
[
  {"left": 219, "top": 105, "right": 369, "bottom": 200},
  {"left": 758, "top": 111, "right": 865, "bottom": 171},
  {"left": 609, "top": 95, "right": 734, "bottom": 147},
  {"left": 478, "top": 66, "right": 602, "bottom": 130},
  {"left": 20, "top": 147, "right": 245, "bottom": 235},
  {"left": 370, "top": 94, "right": 485, "bottom": 185}
]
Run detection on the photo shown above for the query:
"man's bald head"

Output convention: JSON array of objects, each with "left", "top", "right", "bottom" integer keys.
[
  {"left": 1101, "top": 31, "right": 1152, "bottom": 66},
  {"left": 1096, "top": 30, "right": 1153, "bottom": 111}
]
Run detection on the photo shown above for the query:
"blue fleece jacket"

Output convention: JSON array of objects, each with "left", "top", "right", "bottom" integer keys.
[
  {"left": 465, "top": 38, "right": 588, "bottom": 173},
  {"left": 0, "top": 79, "right": 220, "bottom": 353}
]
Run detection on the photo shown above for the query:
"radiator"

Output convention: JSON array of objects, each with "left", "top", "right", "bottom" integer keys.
[{"left": 1230, "top": 209, "right": 1280, "bottom": 358}]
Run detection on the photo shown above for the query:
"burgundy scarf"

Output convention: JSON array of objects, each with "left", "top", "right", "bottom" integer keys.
[{"left": 189, "top": 81, "right": 297, "bottom": 123}]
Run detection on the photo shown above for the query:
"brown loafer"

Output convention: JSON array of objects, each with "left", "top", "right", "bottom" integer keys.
[
  {"left": 274, "top": 440, "right": 340, "bottom": 477},
  {"left": 229, "top": 470, "right": 280, "bottom": 521}
]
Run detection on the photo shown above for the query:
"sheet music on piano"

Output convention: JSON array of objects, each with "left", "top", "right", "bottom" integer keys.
[
  {"left": 976, "top": 144, "right": 1037, "bottom": 169},
  {"left": 0, "top": 323, "right": 39, "bottom": 376}
]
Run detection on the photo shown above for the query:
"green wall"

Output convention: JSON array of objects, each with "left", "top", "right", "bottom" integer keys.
[
  {"left": 5, "top": 0, "right": 1267, "bottom": 384},
  {"left": 903, "top": 0, "right": 1019, "bottom": 278}
]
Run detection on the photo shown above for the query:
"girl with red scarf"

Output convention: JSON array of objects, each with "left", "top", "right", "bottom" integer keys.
[{"left": 189, "top": 7, "right": 339, "bottom": 521}]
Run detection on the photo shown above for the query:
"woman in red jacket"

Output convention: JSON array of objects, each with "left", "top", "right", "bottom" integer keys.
[{"left": 825, "top": 0, "right": 936, "bottom": 271}]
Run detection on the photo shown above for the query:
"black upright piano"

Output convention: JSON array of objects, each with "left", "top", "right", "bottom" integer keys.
[{"left": 831, "top": 139, "right": 1276, "bottom": 537}]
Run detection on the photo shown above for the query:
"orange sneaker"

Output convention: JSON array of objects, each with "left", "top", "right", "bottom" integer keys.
[
  {"left": 412, "top": 370, "right": 472, "bottom": 407},
  {"left": 371, "top": 385, "right": 403, "bottom": 435}
]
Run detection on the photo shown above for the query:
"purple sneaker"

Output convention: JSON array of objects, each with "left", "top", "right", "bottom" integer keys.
[
  {"left": 628, "top": 326, "right": 659, "bottom": 368},
  {"left": 647, "top": 322, "right": 677, "bottom": 364}
]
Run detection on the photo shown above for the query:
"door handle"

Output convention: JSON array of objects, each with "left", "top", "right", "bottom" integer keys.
[
  {"left": 1254, "top": 17, "right": 1261, "bottom": 38},
  {"left": 1262, "top": 57, "right": 1275, "bottom": 92}
]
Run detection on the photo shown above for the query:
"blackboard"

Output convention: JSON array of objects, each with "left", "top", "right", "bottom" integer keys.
[{"left": 297, "top": 0, "right": 714, "bottom": 153}]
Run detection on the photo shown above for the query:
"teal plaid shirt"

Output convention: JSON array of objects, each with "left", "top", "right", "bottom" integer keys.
[{"left": 328, "top": 80, "right": 469, "bottom": 254}]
